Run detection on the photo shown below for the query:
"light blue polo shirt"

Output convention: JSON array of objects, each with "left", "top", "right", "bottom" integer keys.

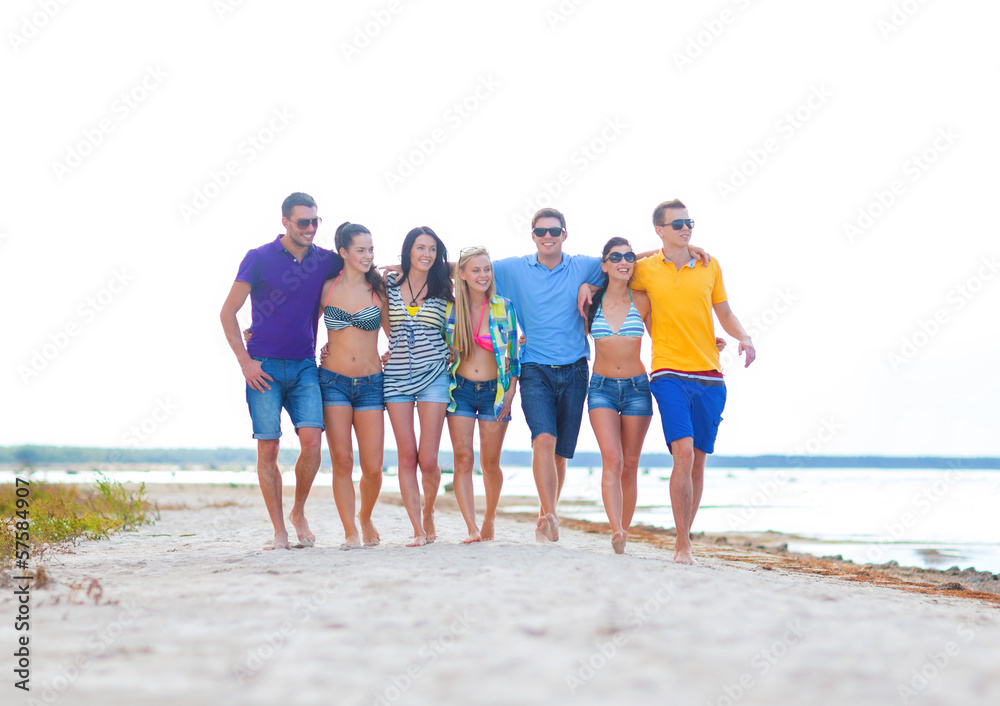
[{"left": 493, "top": 253, "right": 604, "bottom": 365}]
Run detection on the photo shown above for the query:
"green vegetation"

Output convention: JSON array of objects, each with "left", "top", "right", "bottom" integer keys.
[{"left": 1, "top": 478, "right": 152, "bottom": 570}]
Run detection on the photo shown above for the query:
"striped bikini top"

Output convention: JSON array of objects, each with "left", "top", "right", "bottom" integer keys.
[
  {"left": 591, "top": 292, "right": 644, "bottom": 339},
  {"left": 324, "top": 274, "right": 381, "bottom": 332}
]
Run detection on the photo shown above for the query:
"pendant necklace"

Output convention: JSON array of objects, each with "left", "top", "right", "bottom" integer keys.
[{"left": 407, "top": 278, "right": 428, "bottom": 306}]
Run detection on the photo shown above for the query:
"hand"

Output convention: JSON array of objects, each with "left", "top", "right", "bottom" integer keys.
[
  {"left": 518, "top": 334, "right": 526, "bottom": 347},
  {"left": 242, "top": 328, "right": 253, "bottom": 343},
  {"left": 241, "top": 358, "right": 273, "bottom": 392},
  {"left": 738, "top": 337, "right": 756, "bottom": 368},
  {"left": 498, "top": 388, "right": 516, "bottom": 420},
  {"left": 715, "top": 337, "right": 727, "bottom": 352},
  {"left": 448, "top": 347, "right": 457, "bottom": 364},
  {"left": 690, "top": 245, "right": 712, "bottom": 265},
  {"left": 319, "top": 343, "right": 329, "bottom": 362},
  {"left": 577, "top": 283, "right": 598, "bottom": 317},
  {"left": 379, "top": 264, "right": 402, "bottom": 281},
  {"left": 380, "top": 351, "right": 391, "bottom": 367}
]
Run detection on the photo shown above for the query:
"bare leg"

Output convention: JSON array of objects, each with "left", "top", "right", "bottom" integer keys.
[
  {"left": 289, "top": 426, "right": 321, "bottom": 547},
  {"left": 691, "top": 449, "right": 707, "bottom": 526},
  {"left": 387, "top": 402, "right": 425, "bottom": 546},
  {"left": 327, "top": 406, "right": 361, "bottom": 547},
  {"left": 591, "top": 409, "right": 627, "bottom": 553},
  {"left": 532, "top": 433, "right": 560, "bottom": 542},
  {"left": 478, "top": 418, "right": 509, "bottom": 541},
  {"left": 448, "top": 415, "right": 481, "bottom": 542},
  {"left": 257, "top": 439, "right": 288, "bottom": 550},
  {"left": 355, "top": 409, "right": 384, "bottom": 547},
  {"left": 669, "top": 436, "right": 696, "bottom": 564},
  {"left": 620, "top": 414, "right": 652, "bottom": 532},
  {"left": 417, "top": 401, "right": 448, "bottom": 543}
]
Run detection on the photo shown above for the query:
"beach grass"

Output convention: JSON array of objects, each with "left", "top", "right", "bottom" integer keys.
[{"left": 0, "top": 478, "right": 152, "bottom": 570}]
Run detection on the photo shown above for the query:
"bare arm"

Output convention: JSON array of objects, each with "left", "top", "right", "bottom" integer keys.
[
  {"left": 713, "top": 300, "right": 755, "bottom": 367},
  {"left": 577, "top": 282, "right": 600, "bottom": 317},
  {"left": 631, "top": 289, "right": 653, "bottom": 335},
  {"left": 634, "top": 246, "right": 711, "bottom": 265},
  {"left": 220, "top": 281, "right": 273, "bottom": 391}
]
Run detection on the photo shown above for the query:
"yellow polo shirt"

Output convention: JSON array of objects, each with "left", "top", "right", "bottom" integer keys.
[{"left": 631, "top": 252, "right": 728, "bottom": 372}]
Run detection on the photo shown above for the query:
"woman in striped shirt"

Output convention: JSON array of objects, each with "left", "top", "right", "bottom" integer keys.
[
  {"left": 384, "top": 227, "right": 454, "bottom": 547},
  {"left": 444, "top": 247, "right": 520, "bottom": 543}
]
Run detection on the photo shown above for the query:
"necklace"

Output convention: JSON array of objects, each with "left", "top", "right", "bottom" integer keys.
[{"left": 406, "top": 278, "right": 428, "bottom": 306}]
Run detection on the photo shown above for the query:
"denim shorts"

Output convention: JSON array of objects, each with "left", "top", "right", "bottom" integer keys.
[
  {"left": 383, "top": 370, "right": 450, "bottom": 405},
  {"left": 448, "top": 374, "right": 512, "bottom": 422},
  {"left": 318, "top": 369, "right": 384, "bottom": 412},
  {"left": 650, "top": 373, "right": 727, "bottom": 454},
  {"left": 518, "top": 358, "right": 589, "bottom": 459},
  {"left": 587, "top": 373, "right": 653, "bottom": 416},
  {"left": 245, "top": 357, "right": 324, "bottom": 440}
]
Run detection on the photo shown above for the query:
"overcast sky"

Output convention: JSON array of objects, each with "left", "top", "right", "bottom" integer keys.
[{"left": 2, "top": 1, "right": 998, "bottom": 458}]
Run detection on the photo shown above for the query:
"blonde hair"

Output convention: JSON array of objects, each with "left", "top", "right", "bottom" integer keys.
[{"left": 453, "top": 247, "right": 495, "bottom": 358}]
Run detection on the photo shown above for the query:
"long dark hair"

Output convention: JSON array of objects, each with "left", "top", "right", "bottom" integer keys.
[
  {"left": 394, "top": 226, "right": 453, "bottom": 302},
  {"left": 335, "top": 222, "right": 386, "bottom": 300},
  {"left": 587, "top": 237, "right": 632, "bottom": 333}
]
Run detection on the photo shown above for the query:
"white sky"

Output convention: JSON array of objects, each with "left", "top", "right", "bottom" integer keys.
[{"left": 2, "top": 0, "right": 998, "bottom": 457}]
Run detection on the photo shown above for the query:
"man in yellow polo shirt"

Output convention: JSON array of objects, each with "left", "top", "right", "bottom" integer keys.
[{"left": 631, "top": 199, "right": 756, "bottom": 565}]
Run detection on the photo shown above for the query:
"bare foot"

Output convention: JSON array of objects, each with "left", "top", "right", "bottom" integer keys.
[
  {"left": 264, "top": 533, "right": 289, "bottom": 551},
  {"left": 463, "top": 532, "right": 482, "bottom": 544},
  {"left": 611, "top": 530, "right": 628, "bottom": 555},
  {"left": 340, "top": 534, "right": 362, "bottom": 550},
  {"left": 289, "top": 509, "right": 316, "bottom": 547},
  {"left": 481, "top": 516, "right": 495, "bottom": 541},
  {"left": 543, "top": 513, "right": 559, "bottom": 542},
  {"left": 360, "top": 518, "right": 380, "bottom": 547},
  {"left": 423, "top": 513, "right": 436, "bottom": 544},
  {"left": 406, "top": 534, "right": 428, "bottom": 548},
  {"left": 673, "top": 548, "right": 696, "bottom": 565},
  {"left": 535, "top": 516, "right": 549, "bottom": 543}
]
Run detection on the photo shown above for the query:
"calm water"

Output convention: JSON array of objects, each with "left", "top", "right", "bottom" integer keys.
[{"left": 4, "top": 466, "right": 997, "bottom": 573}]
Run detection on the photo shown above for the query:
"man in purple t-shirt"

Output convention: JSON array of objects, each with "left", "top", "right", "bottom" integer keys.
[{"left": 220, "top": 192, "right": 343, "bottom": 550}]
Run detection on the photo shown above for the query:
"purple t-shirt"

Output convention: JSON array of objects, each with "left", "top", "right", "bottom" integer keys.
[{"left": 235, "top": 235, "right": 344, "bottom": 359}]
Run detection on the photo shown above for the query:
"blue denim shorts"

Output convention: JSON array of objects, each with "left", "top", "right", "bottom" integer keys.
[
  {"left": 587, "top": 373, "right": 653, "bottom": 416},
  {"left": 383, "top": 370, "right": 450, "bottom": 405},
  {"left": 245, "top": 357, "right": 324, "bottom": 440},
  {"left": 319, "top": 368, "right": 384, "bottom": 411},
  {"left": 518, "top": 358, "right": 589, "bottom": 459},
  {"left": 650, "top": 373, "right": 727, "bottom": 454},
  {"left": 448, "top": 374, "right": 512, "bottom": 422}
]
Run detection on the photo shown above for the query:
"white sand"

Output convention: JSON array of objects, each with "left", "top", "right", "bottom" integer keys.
[{"left": 7, "top": 485, "right": 1000, "bottom": 706}]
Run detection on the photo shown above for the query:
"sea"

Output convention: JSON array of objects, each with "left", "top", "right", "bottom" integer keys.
[{"left": 3, "top": 465, "right": 997, "bottom": 574}]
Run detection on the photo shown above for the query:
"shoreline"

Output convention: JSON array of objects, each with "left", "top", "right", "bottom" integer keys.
[{"left": 8, "top": 483, "right": 1000, "bottom": 705}]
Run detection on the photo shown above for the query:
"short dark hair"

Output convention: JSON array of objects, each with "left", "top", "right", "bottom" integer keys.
[
  {"left": 652, "top": 199, "right": 687, "bottom": 227},
  {"left": 282, "top": 192, "right": 317, "bottom": 218},
  {"left": 531, "top": 208, "right": 566, "bottom": 230}
]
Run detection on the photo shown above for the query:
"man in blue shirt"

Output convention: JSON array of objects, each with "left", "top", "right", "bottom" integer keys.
[
  {"left": 493, "top": 208, "right": 604, "bottom": 542},
  {"left": 220, "top": 192, "right": 343, "bottom": 551}
]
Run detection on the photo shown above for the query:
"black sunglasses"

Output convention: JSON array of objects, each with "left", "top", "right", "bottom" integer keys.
[
  {"left": 294, "top": 217, "right": 322, "bottom": 228},
  {"left": 603, "top": 252, "right": 636, "bottom": 263},
  {"left": 532, "top": 227, "right": 565, "bottom": 237},
  {"left": 661, "top": 219, "right": 694, "bottom": 230}
]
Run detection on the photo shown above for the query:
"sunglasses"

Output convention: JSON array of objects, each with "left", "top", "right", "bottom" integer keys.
[
  {"left": 293, "top": 217, "right": 322, "bottom": 228},
  {"left": 661, "top": 219, "right": 694, "bottom": 230},
  {"left": 603, "top": 252, "right": 636, "bottom": 263},
  {"left": 532, "top": 227, "right": 565, "bottom": 237}
]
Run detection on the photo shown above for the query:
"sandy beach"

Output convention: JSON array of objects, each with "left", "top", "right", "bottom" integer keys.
[{"left": 5, "top": 484, "right": 1000, "bottom": 706}]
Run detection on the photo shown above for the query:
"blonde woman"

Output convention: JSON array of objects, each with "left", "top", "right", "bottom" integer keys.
[{"left": 444, "top": 247, "right": 519, "bottom": 543}]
